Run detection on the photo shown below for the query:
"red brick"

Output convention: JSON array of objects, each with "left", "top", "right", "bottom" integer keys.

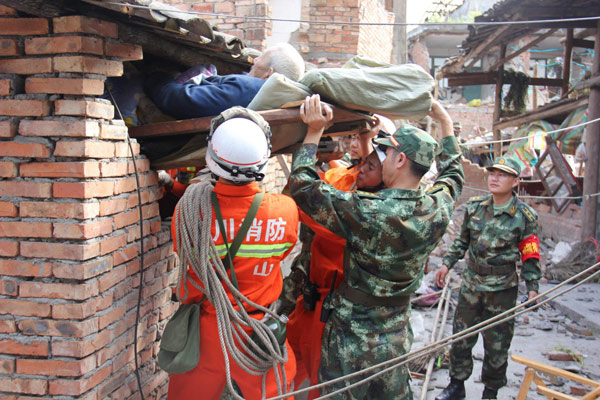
[
  {"left": 112, "top": 243, "right": 139, "bottom": 265},
  {"left": 20, "top": 161, "right": 101, "bottom": 178},
  {"left": 0, "top": 181, "right": 51, "bottom": 198},
  {"left": 20, "top": 241, "right": 100, "bottom": 261},
  {"left": 98, "top": 305, "right": 126, "bottom": 330},
  {"left": 54, "top": 16, "right": 118, "bottom": 38},
  {"left": 52, "top": 338, "right": 97, "bottom": 358},
  {"left": 54, "top": 55, "right": 122, "bottom": 76},
  {"left": 0, "top": 141, "right": 50, "bottom": 158},
  {"left": 98, "top": 265, "right": 126, "bottom": 292},
  {"left": 127, "top": 158, "right": 150, "bottom": 174},
  {"left": 0, "top": 5, "right": 17, "bottom": 15},
  {"left": 52, "top": 256, "right": 112, "bottom": 280},
  {"left": 0, "top": 79, "right": 10, "bottom": 95},
  {"left": 0, "top": 319, "right": 16, "bottom": 334},
  {"left": 126, "top": 190, "right": 150, "bottom": 209},
  {"left": 26, "top": 77, "right": 104, "bottom": 95},
  {"left": 49, "top": 364, "right": 111, "bottom": 396},
  {"left": 55, "top": 99, "right": 114, "bottom": 119},
  {"left": 0, "top": 57, "right": 52, "bottom": 74},
  {"left": 0, "top": 260, "right": 52, "bottom": 277},
  {"left": 114, "top": 177, "right": 137, "bottom": 194},
  {"left": 20, "top": 201, "right": 99, "bottom": 219},
  {"left": 17, "top": 355, "right": 96, "bottom": 377},
  {"left": 0, "top": 100, "right": 51, "bottom": 117},
  {"left": 0, "top": 161, "right": 16, "bottom": 178},
  {"left": 19, "top": 281, "right": 99, "bottom": 301},
  {"left": 54, "top": 140, "right": 115, "bottom": 158},
  {"left": 19, "top": 120, "right": 99, "bottom": 138},
  {"left": 53, "top": 218, "right": 113, "bottom": 239},
  {"left": 53, "top": 181, "right": 115, "bottom": 199},
  {"left": 113, "top": 208, "right": 139, "bottom": 229},
  {"left": 115, "top": 141, "right": 139, "bottom": 157},
  {"left": 99, "top": 123, "right": 128, "bottom": 140},
  {"left": 0, "top": 378, "right": 47, "bottom": 395},
  {"left": 0, "top": 299, "right": 51, "bottom": 317},
  {"left": 104, "top": 42, "right": 143, "bottom": 60},
  {"left": 0, "top": 19, "right": 48, "bottom": 35},
  {"left": 99, "top": 198, "right": 128, "bottom": 216},
  {"left": 0, "top": 202, "right": 17, "bottom": 217},
  {"left": 18, "top": 317, "right": 98, "bottom": 338},
  {"left": 52, "top": 297, "right": 101, "bottom": 320},
  {"left": 100, "top": 233, "right": 127, "bottom": 256},
  {"left": 0, "top": 339, "right": 48, "bottom": 356},
  {"left": 97, "top": 335, "right": 128, "bottom": 367},
  {"left": 99, "top": 161, "right": 128, "bottom": 177},
  {"left": 25, "top": 35, "right": 103, "bottom": 55},
  {"left": 0, "top": 221, "right": 52, "bottom": 238},
  {"left": 0, "top": 241, "right": 18, "bottom": 257},
  {"left": 0, "top": 121, "right": 17, "bottom": 138},
  {"left": 0, "top": 279, "right": 17, "bottom": 296}
]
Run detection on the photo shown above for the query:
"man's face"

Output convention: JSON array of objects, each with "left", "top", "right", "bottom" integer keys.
[
  {"left": 381, "top": 146, "right": 398, "bottom": 187},
  {"left": 248, "top": 49, "right": 273, "bottom": 79},
  {"left": 357, "top": 151, "right": 383, "bottom": 189},
  {"left": 487, "top": 168, "right": 519, "bottom": 195},
  {"left": 348, "top": 134, "right": 362, "bottom": 159}
]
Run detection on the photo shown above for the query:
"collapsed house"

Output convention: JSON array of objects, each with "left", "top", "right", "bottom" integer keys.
[{"left": 437, "top": 0, "right": 600, "bottom": 242}]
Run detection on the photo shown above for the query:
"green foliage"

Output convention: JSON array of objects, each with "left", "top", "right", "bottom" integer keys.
[{"left": 554, "top": 346, "right": 584, "bottom": 367}]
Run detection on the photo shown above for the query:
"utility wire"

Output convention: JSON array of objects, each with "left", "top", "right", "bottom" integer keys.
[
  {"left": 463, "top": 185, "right": 600, "bottom": 200},
  {"left": 104, "top": 2, "right": 600, "bottom": 27}
]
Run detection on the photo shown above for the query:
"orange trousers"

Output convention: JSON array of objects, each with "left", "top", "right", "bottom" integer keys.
[{"left": 168, "top": 312, "right": 296, "bottom": 399}]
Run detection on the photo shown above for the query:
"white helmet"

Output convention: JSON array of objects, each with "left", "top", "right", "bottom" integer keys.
[{"left": 206, "top": 107, "right": 272, "bottom": 182}]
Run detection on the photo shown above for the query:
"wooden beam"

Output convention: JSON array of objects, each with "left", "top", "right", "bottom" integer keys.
[
  {"left": 573, "top": 74, "right": 600, "bottom": 90},
  {"left": 487, "top": 29, "right": 559, "bottom": 72},
  {"left": 511, "top": 355, "right": 600, "bottom": 388},
  {"left": 445, "top": 72, "right": 563, "bottom": 87},
  {"left": 572, "top": 38, "right": 595, "bottom": 49},
  {"left": 575, "top": 28, "right": 596, "bottom": 39},
  {"left": 582, "top": 20, "right": 600, "bottom": 241},
  {"left": 562, "top": 29, "right": 574, "bottom": 96},
  {"left": 493, "top": 96, "right": 588, "bottom": 130},
  {"left": 492, "top": 44, "right": 506, "bottom": 158},
  {"left": 440, "top": 18, "right": 515, "bottom": 76}
]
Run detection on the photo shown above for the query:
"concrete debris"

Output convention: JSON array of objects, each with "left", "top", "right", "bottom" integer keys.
[{"left": 550, "top": 241, "right": 573, "bottom": 264}]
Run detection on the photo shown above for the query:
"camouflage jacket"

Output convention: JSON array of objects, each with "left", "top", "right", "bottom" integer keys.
[
  {"left": 442, "top": 194, "right": 542, "bottom": 292},
  {"left": 289, "top": 136, "right": 464, "bottom": 302}
]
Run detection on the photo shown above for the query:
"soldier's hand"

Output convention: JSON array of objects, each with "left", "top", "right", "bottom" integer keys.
[
  {"left": 435, "top": 265, "right": 449, "bottom": 288},
  {"left": 300, "top": 94, "right": 333, "bottom": 138}
]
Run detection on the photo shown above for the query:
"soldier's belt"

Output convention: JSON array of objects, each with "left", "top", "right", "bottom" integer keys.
[
  {"left": 467, "top": 259, "right": 515, "bottom": 275},
  {"left": 336, "top": 281, "right": 410, "bottom": 307}
]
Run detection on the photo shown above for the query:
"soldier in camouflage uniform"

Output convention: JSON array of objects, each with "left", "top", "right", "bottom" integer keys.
[
  {"left": 289, "top": 95, "right": 464, "bottom": 399},
  {"left": 435, "top": 156, "right": 542, "bottom": 400}
]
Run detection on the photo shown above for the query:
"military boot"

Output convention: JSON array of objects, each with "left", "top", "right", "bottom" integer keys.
[
  {"left": 482, "top": 387, "right": 497, "bottom": 399},
  {"left": 435, "top": 379, "right": 465, "bottom": 400}
]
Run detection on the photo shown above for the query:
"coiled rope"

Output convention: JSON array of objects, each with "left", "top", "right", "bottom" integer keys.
[
  {"left": 174, "top": 180, "right": 291, "bottom": 400},
  {"left": 267, "top": 260, "right": 600, "bottom": 400}
]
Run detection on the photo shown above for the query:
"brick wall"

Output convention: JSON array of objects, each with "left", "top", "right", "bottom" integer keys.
[
  {"left": 446, "top": 103, "right": 495, "bottom": 139},
  {"left": 0, "top": 8, "right": 175, "bottom": 399},
  {"left": 161, "top": 0, "right": 273, "bottom": 49},
  {"left": 408, "top": 36, "right": 430, "bottom": 72},
  {"left": 356, "top": 0, "right": 394, "bottom": 63}
]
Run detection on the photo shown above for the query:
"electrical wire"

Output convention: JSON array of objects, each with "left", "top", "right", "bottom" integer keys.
[
  {"left": 267, "top": 260, "right": 600, "bottom": 399},
  {"left": 104, "top": 2, "right": 600, "bottom": 27},
  {"left": 107, "top": 88, "right": 145, "bottom": 400}
]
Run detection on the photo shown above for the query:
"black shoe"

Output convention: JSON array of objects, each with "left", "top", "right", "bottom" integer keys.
[
  {"left": 435, "top": 379, "right": 466, "bottom": 400},
  {"left": 482, "top": 387, "right": 497, "bottom": 399}
]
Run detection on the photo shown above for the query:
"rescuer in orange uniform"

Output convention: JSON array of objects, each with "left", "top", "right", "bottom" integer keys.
[
  {"left": 284, "top": 116, "right": 395, "bottom": 398},
  {"left": 168, "top": 108, "right": 299, "bottom": 399}
]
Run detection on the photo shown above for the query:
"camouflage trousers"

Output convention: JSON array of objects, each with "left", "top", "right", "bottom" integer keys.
[
  {"left": 449, "top": 284, "right": 518, "bottom": 390},
  {"left": 319, "top": 300, "right": 413, "bottom": 400}
]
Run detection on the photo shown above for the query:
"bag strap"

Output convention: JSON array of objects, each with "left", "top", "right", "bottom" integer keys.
[{"left": 211, "top": 191, "right": 264, "bottom": 290}]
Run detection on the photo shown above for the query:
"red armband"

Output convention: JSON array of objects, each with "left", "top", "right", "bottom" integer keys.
[{"left": 519, "top": 235, "right": 540, "bottom": 262}]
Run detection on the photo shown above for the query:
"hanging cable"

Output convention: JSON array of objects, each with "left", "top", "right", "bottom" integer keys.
[
  {"left": 106, "top": 88, "right": 145, "bottom": 400},
  {"left": 103, "top": 2, "right": 600, "bottom": 27}
]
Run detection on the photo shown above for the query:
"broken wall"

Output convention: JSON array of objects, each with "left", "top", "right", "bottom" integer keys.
[{"left": 0, "top": 7, "right": 175, "bottom": 398}]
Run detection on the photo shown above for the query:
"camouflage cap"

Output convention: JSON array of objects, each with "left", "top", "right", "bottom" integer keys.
[
  {"left": 373, "top": 124, "right": 439, "bottom": 168},
  {"left": 486, "top": 155, "right": 521, "bottom": 177}
]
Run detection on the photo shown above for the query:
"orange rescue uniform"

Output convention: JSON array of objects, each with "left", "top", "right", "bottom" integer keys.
[
  {"left": 168, "top": 181, "right": 299, "bottom": 400},
  {"left": 286, "top": 165, "right": 358, "bottom": 399}
]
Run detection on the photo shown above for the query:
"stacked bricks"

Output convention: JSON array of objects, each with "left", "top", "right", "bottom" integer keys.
[
  {"left": 459, "top": 159, "right": 489, "bottom": 203},
  {"left": 356, "top": 0, "right": 394, "bottom": 64},
  {"left": 162, "top": 0, "right": 272, "bottom": 49},
  {"left": 0, "top": 8, "right": 177, "bottom": 399}
]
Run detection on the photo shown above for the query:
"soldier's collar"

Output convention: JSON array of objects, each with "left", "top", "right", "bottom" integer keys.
[{"left": 489, "top": 194, "right": 519, "bottom": 217}]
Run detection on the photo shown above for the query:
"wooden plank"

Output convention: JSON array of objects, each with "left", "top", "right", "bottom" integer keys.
[
  {"left": 563, "top": 29, "right": 574, "bottom": 96},
  {"left": 537, "top": 386, "right": 579, "bottom": 400},
  {"left": 511, "top": 355, "right": 600, "bottom": 388},
  {"left": 128, "top": 105, "right": 373, "bottom": 139},
  {"left": 575, "top": 74, "right": 600, "bottom": 91},
  {"left": 487, "top": 29, "right": 559, "bottom": 72},
  {"left": 572, "top": 38, "right": 595, "bottom": 49},
  {"left": 493, "top": 96, "right": 588, "bottom": 130},
  {"left": 492, "top": 44, "right": 506, "bottom": 158}
]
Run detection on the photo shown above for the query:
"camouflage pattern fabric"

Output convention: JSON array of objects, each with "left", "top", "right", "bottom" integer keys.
[
  {"left": 289, "top": 136, "right": 464, "bottom": 397},
  {"left": 449, "top": 285, "right": 518, "bottom": 390},
  {"left": 442, "top": 194, "right": 542, "bottom": 292},
  {"left": 277, "top": 223, "right": 313, "bottom": 315}
]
